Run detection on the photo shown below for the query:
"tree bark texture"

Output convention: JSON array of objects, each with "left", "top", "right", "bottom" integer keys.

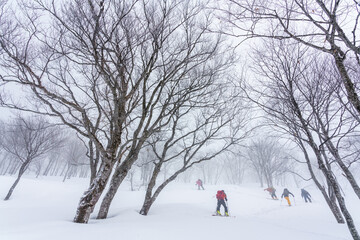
[
  {"left": 333, "top": 53, "right": 360, "bottom": 116},
  {"left": 291, "top": 97, "right": 359, "bottom": 239},
  {"left": 96, "top": 161, "right": 132, "bottom": 219},
  {"left": 73, "top": 161, "right": 113, "bottom": 223}
]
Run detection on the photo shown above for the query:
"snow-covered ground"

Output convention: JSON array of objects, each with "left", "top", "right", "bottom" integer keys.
[{"left": 0, "top": 176, "right": 358, "bottom": 240}]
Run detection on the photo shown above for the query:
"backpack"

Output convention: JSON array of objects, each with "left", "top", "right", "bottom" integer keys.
[{"left": 216, "top": 190, "right": 226, "bottom": 200}]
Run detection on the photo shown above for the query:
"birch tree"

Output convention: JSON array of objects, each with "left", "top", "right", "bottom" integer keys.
[
  {"left": 1, "top": 116, "right": 62, "bottom": 200},
  {"left": 222, "top": 0, "right": 360, "bottom": 122},
  {"left": 247, "top": 39, "right": 358, "bottom": 238},
  {"left": 0, "top": 0, "right": 235, "bottom": 223}
]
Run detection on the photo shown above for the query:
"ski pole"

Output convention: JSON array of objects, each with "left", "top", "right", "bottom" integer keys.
[
  {"left": 280, "top": 198, "right": 283, "bottom": 206},
  {"left": 226, "top": 200, "right": 230, "bottom": 215}
]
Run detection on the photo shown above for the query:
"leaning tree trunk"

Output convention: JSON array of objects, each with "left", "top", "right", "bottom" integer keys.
[
  {"left": 292, "top": 95, "right": 359, "bottom": 239},
  {"left": 298, "top": 140, "right": 345, "bottom": 223},
  {"left": 325, "top": 140, "right": 360, "bottom": 199},
  {"left": 139, "top": 163, "right": 162, "bottom": 215},
  {"left": 139, "top": 167, "right": 186, "bottom": 215},
  {"left": 321, "top": 164, "right": 360, "bottom": 240},
  {"left": 333, "top": 52, "right": 360, "bottom": 117},
  {"left": 315, "top": 109, "right": 360, "bottom": 200},
  {"left": 96, "top": 160, "right": 133, "bottom": 219},
  {"left": 4, "top": 160, "right": 30, "bottom": 200},
  {"left": 73, "top": 160, "right": 114, "bottom": 223}
]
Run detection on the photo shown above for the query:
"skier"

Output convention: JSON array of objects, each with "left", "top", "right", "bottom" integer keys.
[
  {"left": 196, "top": 179, "right": 205, "bottom": 190},
  {"left": 216, "top": 190, "right": 229, "bottom": 216},
  {"left": 301, "top": 188, "right": 312, "bottom": 203},
  {"left": 281, "top": 188, "right": 295, "bottom": 206},
  {"left": 264, "top": 186, "right": 278, "bottom": 200}
]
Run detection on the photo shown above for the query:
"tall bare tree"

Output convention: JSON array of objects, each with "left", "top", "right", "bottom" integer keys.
[
  {"left": 246, "top": 138, "right": 291, "bottom": 188},
  {"left": 0, "top": 0, "right": 236, "bottom": 223},
  {"left": 1, "top": 115, "right": 62, "bottom": 200},
  {"left": 138, "top": 90, "right": 249, "bottom": 216},
  {"left": 222, "top": 0, "right": 360, "bottom": 122},
  {"left": 247, "top": 39, "right": 358, "bottom": 238}
]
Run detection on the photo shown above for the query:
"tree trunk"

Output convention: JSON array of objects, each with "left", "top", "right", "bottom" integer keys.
[
  {"left": 292, "top": 94, "right": 359, "bottom": 238},
  {"left": 96, "top": 162, "right": 130, "bottom": 219},
  {"left": 97, "top": 144, "right": 145, "bottom": 219},
  {"left": 297, "top": 140, "right": 345, "bottom": 223},
  {"left": 333, "top": 52, "right": 360, "bottom": 116},
  {"left": 325, "top": 140, "right": 360, "bottom": 199},
  {"left": 301, "top": 119, "right": 359, "bottom": 238},
  {"left": 140, "top": 167, "right": 185, "bottom": 215},
  {"left": 4, "top": 160, "right": 30, "bottom": 200},
  {"left": 89, "top": 140, "right": 99, "bottom": 185},
  {"left": 73, "top": 160, "right": 113, "bottom": 223},
  {"left": 140, "top": 163, "right": 161, "bottom": 215}
]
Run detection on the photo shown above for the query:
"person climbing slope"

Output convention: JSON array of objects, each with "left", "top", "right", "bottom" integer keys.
[
  {"left": 281, "top": 188, "right": 294, "bottom": 206},
  {"left": 301, "top": 188, "right": 312, "bottom": 203},
  {"left": 264, "top": 186, "right": 278, "bottom": 200},
  {"left": 216, "top": 190, "right": 229, "bottom": 216},
  {"left": 196, "top": 179, "right": 205, "bottom": 190}
]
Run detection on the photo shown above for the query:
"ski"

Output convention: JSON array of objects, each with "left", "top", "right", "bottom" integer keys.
[
  {"left": 212, "top": 214, "right": 236, "bottom": 218},
  {"left": 266, "top": 197, "right": 279, "bottom": 200}
]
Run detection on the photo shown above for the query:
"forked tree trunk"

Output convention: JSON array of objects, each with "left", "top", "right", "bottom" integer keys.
[
  {"left": 73, "top": 160, "right": 113, "bottom": 223},
  {"left": 96, "top": 161, "right": 132, "bottom": 219},
  {"left": 139, "top": 168, "right": 182, "bottom": 216}
]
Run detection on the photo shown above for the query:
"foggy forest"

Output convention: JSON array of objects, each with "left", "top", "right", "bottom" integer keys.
[{"left": 0, "top": 0, "right": 359, "bottom": 240}]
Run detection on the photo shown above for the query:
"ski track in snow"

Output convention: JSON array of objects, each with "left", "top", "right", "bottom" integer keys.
[{"left": 0, "top": 176, "right": 358, "bottom": 240}]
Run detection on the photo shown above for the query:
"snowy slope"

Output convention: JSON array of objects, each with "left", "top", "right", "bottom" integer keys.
[{"left": 0, "top": 176, "right": 358, "bottom": 240}]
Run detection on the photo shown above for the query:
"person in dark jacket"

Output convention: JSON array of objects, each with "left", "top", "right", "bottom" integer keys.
[
  {"left": 301, "top": 189, "right": 312, "bottom": 203},
  {"left": 216, "top": 190, "right": 229, "bottom": 216},
  {"left": 264, "top": 187, "right": 278, "bottom": 200},
  {"left": 281, "top": 188, "right": 295, "bottom": 206}
]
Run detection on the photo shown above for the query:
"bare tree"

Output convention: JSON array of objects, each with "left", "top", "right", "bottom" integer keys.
[
  {"left": 223, "top": 153, "right": 246, "bottom": 185},
  {"left": 138, "top": 88, "right": 250, "bottom": 215},
  {"left": 62, "top": 138, "right": 88, "bottom": 182},
  {"left": 0, "top": 0, "right": 236, "bottom": 223},
  {"left": 222, "top": 0, "right": 360, "bottom": 124},
  {"left": 0, "top": 115, "right": 62, "bottom": 200},
  {"left": 247, "top": 39, "right": 358, "bottom": 238},
  {"left": 246, "top": 138, "right": 291, "bottom": 187}
]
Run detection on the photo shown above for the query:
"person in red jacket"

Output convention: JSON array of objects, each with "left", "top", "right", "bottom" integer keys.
[
  {"left": 216, "top": 190, "right": 229, "bottom": 216},
  {"left": 264, "top": 187, "right": 278, "bottom": 200},
  {"left": 196, "top": 179, "right": 205, "bottom": 190}
]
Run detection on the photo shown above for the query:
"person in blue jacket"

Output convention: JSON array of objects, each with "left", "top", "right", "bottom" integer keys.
[{"left": 301, "top": 189, "right": 312, "bottom": 203}]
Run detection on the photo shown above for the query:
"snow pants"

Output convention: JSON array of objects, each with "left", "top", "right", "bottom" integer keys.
[
  {"left": 216, "top": 199, "right": 228, "bottom": 213},
  {"left": 271, "top": 192, "right": 277, "bottom": 199},
  {"left": 285, "top": 196, "right": 291, "bottom": 206},
  {"left": 303, "top": 195, "right": 311, "bottom": 203}
]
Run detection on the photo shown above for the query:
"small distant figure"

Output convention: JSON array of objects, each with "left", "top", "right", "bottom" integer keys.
[
  {"left": 281, "top": 188, "right": 295, "bottom": 206},
  {"left": 196, "top": 179, "right": 205, "bottom": 190},
  {"left": 264, "top": 186, "right": 278, "bottom": 200},
  {"left": 216, "top": 190, "right": 229, "bottom": 216},
  {"left": 301, "top": 189, "right": 312, "bottom": 203}
]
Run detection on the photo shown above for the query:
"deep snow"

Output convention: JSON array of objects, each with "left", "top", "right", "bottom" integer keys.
[{"left": 0, "top": 176, "right": 359, "bottom": 240}]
